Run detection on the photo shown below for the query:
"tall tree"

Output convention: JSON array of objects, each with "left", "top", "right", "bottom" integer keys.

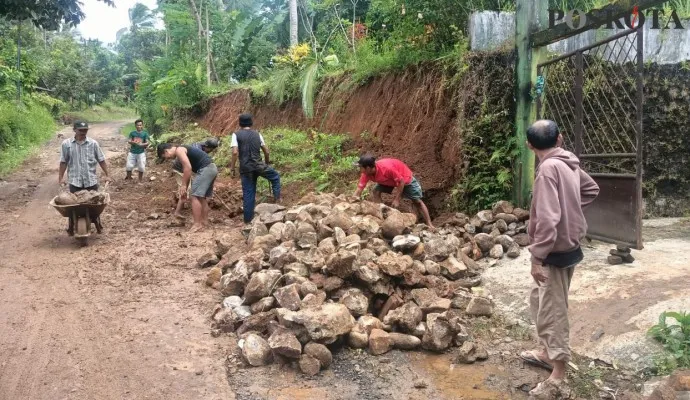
[
  {"left": 129, "top": 3, "right": 157, "bottom": 31},
  {"left": 289, "top": 0, "right": 298, "bottom": 46}
]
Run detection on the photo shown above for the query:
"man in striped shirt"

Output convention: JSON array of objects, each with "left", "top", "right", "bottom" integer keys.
[{"left": 58, "top": 120, "right": 111, "bottom": 234}]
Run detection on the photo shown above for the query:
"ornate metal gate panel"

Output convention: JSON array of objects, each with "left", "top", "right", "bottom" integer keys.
[{"left": 536, "top": 27, "right": 644, "bottom": 249}]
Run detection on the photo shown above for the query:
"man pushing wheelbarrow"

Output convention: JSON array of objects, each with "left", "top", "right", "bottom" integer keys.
[{"left": 57, "top": 121, "right": 111, "bottom": 235}]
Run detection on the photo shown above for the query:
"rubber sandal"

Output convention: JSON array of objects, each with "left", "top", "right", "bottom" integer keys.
[{"left": 519, "top": 350, "right": 554, "bottom": 371}]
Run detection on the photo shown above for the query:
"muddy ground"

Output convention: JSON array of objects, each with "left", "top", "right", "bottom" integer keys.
[{"left": 0, "top": 121, "right": 662, "bottom": 400}]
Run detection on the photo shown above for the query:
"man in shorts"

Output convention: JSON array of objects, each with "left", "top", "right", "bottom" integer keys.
[
  {"left": 158, "top": 142, "right": 218, "bottom": 231},
  {"left": 125, "top": 119, "right": 150, "bottom": 182},
  {"left": 353, "top": 154, "right": 434, "bottom": 230},
  {"left": 172, "top": 138, "right": 220, "bottom": 218}
]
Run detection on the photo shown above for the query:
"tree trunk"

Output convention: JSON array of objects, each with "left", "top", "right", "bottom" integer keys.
[
  {"left": 188, "top": 0, "right": 204, "bottom": 54},
  {"left": 289, "top": 0, "right": 298, "bottom": 47},
  {"left": 205, "top": 5, "right": 211, "bottom": 86}
]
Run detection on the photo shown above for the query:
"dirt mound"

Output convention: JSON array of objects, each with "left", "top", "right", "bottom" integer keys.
[
  {"left": 200, "top": 67, "right": 461, "bottom": 212},
  {"left": 201, "top": 193, "right": 530, "bottom": 376}
]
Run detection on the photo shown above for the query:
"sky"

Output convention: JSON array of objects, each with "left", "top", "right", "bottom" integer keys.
[{"left": 77, "top": 0, "right": 161, "bottom": 45}]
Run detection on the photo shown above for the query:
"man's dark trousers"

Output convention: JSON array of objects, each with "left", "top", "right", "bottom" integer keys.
[{"left": 240, "top": 167, "right": 281, "bottom": 223}]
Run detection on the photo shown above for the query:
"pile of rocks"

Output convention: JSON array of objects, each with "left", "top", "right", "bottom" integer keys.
[
  {"left": 607, "top": 245, "right": 635, "bottom": 265},
  {"left": 203, "top": 194, "right": 530, "bottom": 375}
]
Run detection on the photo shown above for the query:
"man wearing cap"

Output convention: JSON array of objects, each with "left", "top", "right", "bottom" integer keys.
[
  {"left": 353, "top": 155, "right": 435, "bottom": 230},
  {"left": 58, "top": 120, "right": 111, "bottom": 234},
  {"left": 157, "top": 142, "right": 218, "bottom": 231},
  {"left": 172, "top": 138, "right": 220, "bottom": 219},
  {"left": 125, "top": 119, "right": 150, "bottom": 182},
  {"left": 229, "top": 113, "right": 281, "bottom": 224}
]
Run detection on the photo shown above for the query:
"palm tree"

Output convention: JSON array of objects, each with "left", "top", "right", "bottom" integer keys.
[
  {"left": 128, "top": 3, "right": 156, "bottom": 32},
  {"left": 289, "top": 0, "right": 298, "bottom": 46}
]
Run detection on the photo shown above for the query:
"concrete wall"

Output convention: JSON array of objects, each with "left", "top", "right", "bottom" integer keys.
[{"left": 470, "top": 11, "right": 690, "bottom": 64}]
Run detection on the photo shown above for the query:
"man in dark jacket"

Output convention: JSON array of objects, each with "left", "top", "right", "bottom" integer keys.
[
  {"left": 229, "top": 113, "right": 281, "bottom": 224},
  {"left": 519, "top": 120, "right": 599, "bottom": 397}
]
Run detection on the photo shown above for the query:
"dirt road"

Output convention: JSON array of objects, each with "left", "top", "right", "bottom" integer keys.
[{"left": 0, "top": 122, "right": 235, "bottom": 400}]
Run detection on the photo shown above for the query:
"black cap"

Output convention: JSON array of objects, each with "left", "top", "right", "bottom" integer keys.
[
  {"left": 204, "top": 137, "right": 220, "bottom": 149},
  {"left": 239, "top": 113, "right": 253, "bottom": 127},
  {"left": 354, "top": 154, "right": 376, "bottom": 168},
  {"left": 73, "top": 120, "right": 89, "bottom": 130}
]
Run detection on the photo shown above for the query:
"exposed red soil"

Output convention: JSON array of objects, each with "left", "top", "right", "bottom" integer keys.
[{"left": 200, "top": 67, "right": 460, "bottom": 210}]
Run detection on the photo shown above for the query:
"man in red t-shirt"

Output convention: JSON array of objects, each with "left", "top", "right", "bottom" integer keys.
[{"left": 353, "top": 154, "right": 435, "bottom": 229}]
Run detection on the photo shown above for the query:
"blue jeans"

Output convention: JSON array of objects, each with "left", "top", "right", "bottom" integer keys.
[{"left": 240, "top": 166, "right": 281, "bottom": 223}]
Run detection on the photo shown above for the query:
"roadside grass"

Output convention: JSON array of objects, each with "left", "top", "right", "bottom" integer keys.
[
  {"left": 0, "top": 101, "right": 56, "bottom": 177},
  {"left": 63, "top": 102, "right": 137, "bottom": 124},
  {"left": 120, "top": 123, "right": 135, "bottom": 138}
]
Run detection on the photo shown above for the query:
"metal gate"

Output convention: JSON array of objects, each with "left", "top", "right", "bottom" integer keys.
[{"left": 536, "top": 27, "right": 644, "bottom": 249}]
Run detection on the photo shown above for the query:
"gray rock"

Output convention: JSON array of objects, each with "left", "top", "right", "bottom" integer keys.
[
  {"left": 489, "top": 244, "right": 504, "bottom": 259},
  {"left": 376, "top": 251, "right": 413, "bottom": 277},
  {"left": 464, "top": 223, "right": 476, "bottom": 234},
  {"left": 261, "top": 211, "right": 286, "bottom": 226},
  {"left": 424, "top": 260, "right": 441, "bottom": 276},
  {"left": 304, "top": 342, "right": 332, "bottom": 369},
  {"left": 268, "top": 330, "right": 302, "bottom": 359},
  {"left": 299, "top": 354, "right": 321, "bottom": 376},
  {"left": 348, "top": 330, "right": 369, "bottom": 348},
  {"left": 299, "top": 281, "right": 319, "bottom": 297},
  {"left": 318, "top": 237, "right": 336, "bottom": 255},
  {"left": 333, "top": 226, "right": 346, "bottom": 245},
  {"left": 273, "top": 283, "right": 302, "bottom": 311},
  {"left": 197, "top": 252, "right": 220, "bottom": 268},
  {"left": 494, "top": 212, "right": 518, "bottom": 224},
  {"left": 277, "top": 303, "right": 355, "bottom": 343},
  {"left": 389, "top": 332, "right": 422, "bottom": 350},
  {"left": 323, "top": 276, "right": 344, "bottom": 292},
  {"left": 507, "top": 243, "right": 521, "bottom": 258},
  {"left": 247, "top": 221, "right": 269, "bottom": 244},
  {"left": 367, "top": 238, "right": 390, "bottom": 255},
  {"left": 355, "top": 262, "right": 383, "bottom": 283},
  {"left": 222, "top": 295, "right": 244, "bottom": 309},
  {"left": 360, "top": 200, "right": 383, "bottom": 219},
  {"left": 368, "top": 328, "right": 393, "bottom": 355},
  {"left": 323, "top": 211, "right": 354, "bottom": 231},
  {"left": 466, "top": 296, "right": 493, "bottom": 317},
  {"left": 456, "top": 341, "right": 477, "bottom": 364},
  {"left": 325, "top": 249, "right": 358, "bottom": 278},
  {"left": 383, "top": 302, "right": 423, "bottom": 332},
  {"left": 412, "top": 260, "right": 427, "bottom": 274},
  {"left": 301, "top": 291, "right": 327, "bottom": 308},
  {"left": 492, "top": 201, "right": 514, "bottom": 215},
  {"left": 356, "top": 315, "right": 385, "bottom": 334},
  {"left": 412, "top": 322, "right": 427, "bottom": 337},
  {"left": 440, "top": 255, "right": 468, "bottom": 280},
  {"left": 512, "top": 208, "right": 530, "bottom": 221},
  {"left": 269, "top": 244, "right": 292, "bottom": 266},
  {"left": 282, "top": 221, "right": 297, "bottom": 241},
  {"left": 513, "top": 233, "right": 530, "bottom": 247},
  {"left": 255, "top": 203, "right": 286, "bottom": 215},
  {"left": 494, "top": 235, "right": 515, "bottom": 251},
  {"left": 357, "top": 248, "right": 377, "bottom": 264},
  {"left": 424, "top": 238, "right": 455, "bottom": 261},
  {"left": 381, "top": 212, "right": 406, "bottom": 239},
  {"left": 297, "top": 232, "right": 318, "bottom": 249},
  {"left": 340, "top": 288, "right": 369, "bottom": 317},
  {"left": 494, "top": 219, "right": 508, "bottom": 233},
  {"left": 476, "top": 210, "right": 494, "bottom": 223},
  {"left": 244, "top": 270, "right": 283, "bottom": 304},
  {"left": 474, "top": 233, "right": 494, "bottom": 252},
  {"left": 250, "top": 297, "right": 276, "bottom": 314},
  {"left": 392, "top": 234, "right": 421, "bottom": 251},
  {"left": 284, "top": 262, "right": 309, "bottom": 277},
  {"left": 608, "top": 255, "right": 623, "bottom": 265},
  {"left": 268, "top": 222, "right": 285, "bottom": 241},
  {"left": 242, "top": 333, "right": 272, "bottom": 366},
  {"left": 250, "top": 234, "right": 278, "bottom": 252},
  {"left": 422, "top": 313, "right": 453, "bottom": 352},
  {"left": 410, "top": 288, "right": 451, "bottom": 313}
]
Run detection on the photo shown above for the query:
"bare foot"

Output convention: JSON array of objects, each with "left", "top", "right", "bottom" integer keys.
[{"left": 189, "top": 224, "right": 205, "bottom": 233}]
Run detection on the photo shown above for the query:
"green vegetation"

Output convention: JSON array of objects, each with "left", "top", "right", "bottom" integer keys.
[
  {"left": 65, "top": 102, "right": 137, "bottom": 124},
  {"left": 649, "top": 311, "right": 690, "bottom": 374},
  {"left": 0, "top": 99, "right": 56, "bottom": 176}
]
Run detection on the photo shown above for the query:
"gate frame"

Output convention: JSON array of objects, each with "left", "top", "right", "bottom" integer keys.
[{"left": 534, "top": 27, "right": 644, "bottom": 249}]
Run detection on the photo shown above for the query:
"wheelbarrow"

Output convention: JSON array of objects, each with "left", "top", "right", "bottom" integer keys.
[{"left": 50, "top": 186, "right": 110, "bottom": 244}]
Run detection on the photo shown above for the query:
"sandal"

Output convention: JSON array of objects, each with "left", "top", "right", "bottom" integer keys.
[{"left": 519, "top": 350, "right": 554, "bottom": 371}]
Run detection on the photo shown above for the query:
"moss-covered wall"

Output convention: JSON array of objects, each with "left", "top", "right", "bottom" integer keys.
[{"left": 643, "top": 63, "right": 690, "bottom": 217}]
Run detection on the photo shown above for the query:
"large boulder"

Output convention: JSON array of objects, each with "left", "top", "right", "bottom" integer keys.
[
  {"left": 440, "top": 255, "right": 468, "bottom": 280},
  {"left": 473, "top": 233, "right": 494, "bottom": 253},
  {"left": 322, "top": 211, "right": 354, "bottom": 231},
  {"left": 268, "top": 330, "right": 302, "bottom": 359},
  {"left": 360, "top": 200, "right": 384, "bottom": 219},
  {"left": 392, "top": 234, "right": 421, "bottom": 252},
  {"left": 425, "top": 238, "right": 455, "bottom": 261},
  {"left": 376, "top": 251, "right": 413, "bottom": 277},
  {"left": 383, "top": 302, "right": 423, "bottom": 332},
  {"left": 244, "top": 270, "right": 282, "bottom": 304},
  {"left": 381, "top": 212, "right": 406, "bottom": 239},
  {"left": 277, "top": 303, "right": 355, "bottom": 343},
  {"left": 242, "top": 333, "right": 272, "bottom": 366},
  {"left": 340, "top": 288, "right": 369, "bottom": 317}
]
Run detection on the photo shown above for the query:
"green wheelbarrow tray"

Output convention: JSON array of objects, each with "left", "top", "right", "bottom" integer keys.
[{"left": 49, "top": 193, "right": 110, "bottom": 238}]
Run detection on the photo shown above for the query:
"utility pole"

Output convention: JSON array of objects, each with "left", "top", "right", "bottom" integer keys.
[{"left": 513, "top": 0, "right": 547, "bottom": 207}]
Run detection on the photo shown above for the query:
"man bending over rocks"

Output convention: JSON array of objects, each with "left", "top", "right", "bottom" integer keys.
[
  {"left": 519, "top": 120, "right": 599, "bottom": 398},
  {"left": 353, "top": 154, "right": 434, "bottom": 230},
  {"left": 158, "top": 142, "right": 218, "bottom": 231},
  {"left": 172, "top": 138, "right": 220, "bottom": 219}
]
